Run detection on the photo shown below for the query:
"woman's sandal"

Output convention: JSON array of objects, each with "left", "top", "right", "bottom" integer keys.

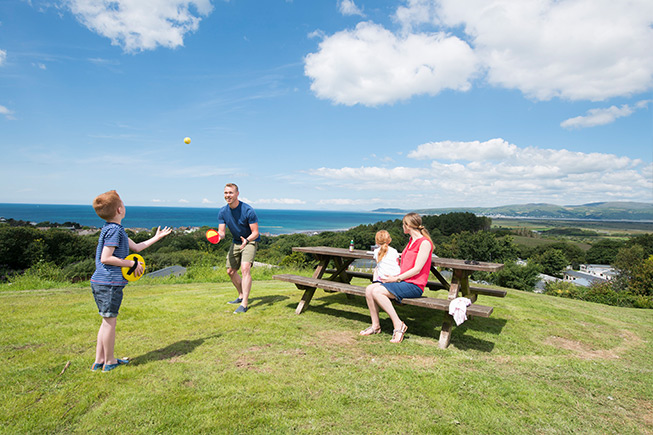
[
  {"left": 390, "top": 322, "right": 408, "bottom": 343},
  {"left": 359, "top": 326, "right": 381, "bottom": 336}
]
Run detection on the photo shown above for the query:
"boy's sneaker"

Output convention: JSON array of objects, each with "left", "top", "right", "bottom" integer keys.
[
  {"left": 228, "top": 298, "right": 243, "bottom": 305},
  {"left": 102, "top": 358, "right": 130, "bottom": 372},
  {"left": 233, "top": 305, "right": 248, "bottom": 314},
  {"left": 91, "top": 362, "right": 104, "bottom": 371}
]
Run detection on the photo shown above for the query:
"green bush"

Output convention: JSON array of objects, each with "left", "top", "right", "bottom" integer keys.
[
  {"left": 544, "top": 280, "right": 653, "bottom": 309},
  {"left": 488, "top": 261, "right": 541, "bottom": 291},
  {"left": 5, "top": 261, "right": 75, "bottom": 291},
  {"left": 62, "top": 259, "right": 96, "bottom": 282}
]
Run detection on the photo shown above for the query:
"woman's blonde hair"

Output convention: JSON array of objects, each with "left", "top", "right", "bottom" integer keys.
[
  {"left": 403, "top": 212, "right": 433, "bottom": 250},
  {"left": 375, "top": 230, "right": 392, "bottom": 263}
]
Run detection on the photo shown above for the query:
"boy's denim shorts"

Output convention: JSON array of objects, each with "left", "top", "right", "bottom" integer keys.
[{"left": 91, "top": 283, "right": 125, "bottom": 318}]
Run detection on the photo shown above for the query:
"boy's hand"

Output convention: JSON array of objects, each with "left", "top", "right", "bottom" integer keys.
[
  {"left": 155, "top": 226, "right": 172, "bottom": 240},
  {"left": 135, "top": 261, "right": 145, "bottom": 277}
]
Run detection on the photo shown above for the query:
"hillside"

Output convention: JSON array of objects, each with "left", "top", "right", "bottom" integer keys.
[
  {"left": 401, "top": 201, "right": 653, "bottom": 221},
  {"left": 1, "top": 280, "right": 651, "bottom": 433}
]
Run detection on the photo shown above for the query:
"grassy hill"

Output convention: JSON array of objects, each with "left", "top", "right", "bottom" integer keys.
[
  {"left": 411, "top": 201, "right": 653, "bottom": 221},
  {"left": 1, "top": 280, "right": 651, "bottom": 433}
]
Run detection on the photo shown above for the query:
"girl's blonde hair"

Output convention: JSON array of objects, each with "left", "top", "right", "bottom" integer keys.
[
  {"left": 403, "top": 212, "right": 433, "bottom": 251},
  {"left": 375, "top": 230, "right": 392, "bottom": 263}
]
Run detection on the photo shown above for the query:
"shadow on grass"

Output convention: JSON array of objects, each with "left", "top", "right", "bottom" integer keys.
[
  {"left": 290, "top": 292, "right": 507, "bottom": 352},
  {"left": 248, "top": 294, "right": 289, "bottom": 309},
  {"left": 131, "top": 334, "right": 221, "bottom": 365}
]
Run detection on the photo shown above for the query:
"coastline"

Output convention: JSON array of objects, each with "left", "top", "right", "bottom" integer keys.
[{"left": 0, "top": 204, "right": 404, "bottom": 236}]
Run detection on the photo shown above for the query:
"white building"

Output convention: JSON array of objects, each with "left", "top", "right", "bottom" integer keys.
[{"left": 563, "top": 264, "right": 616, "bottom": 287}]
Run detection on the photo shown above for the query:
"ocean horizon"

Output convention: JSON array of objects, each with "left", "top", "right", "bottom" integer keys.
[{"left": 0, "top": 203, "right": 404, "bottom": 236}]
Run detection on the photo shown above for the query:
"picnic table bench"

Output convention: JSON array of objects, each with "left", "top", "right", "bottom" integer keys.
[{"left": 273, "top": 246, "right": 505, "bottom": 348}]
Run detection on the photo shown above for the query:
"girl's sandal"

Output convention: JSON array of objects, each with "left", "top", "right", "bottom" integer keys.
[
  {"left": 390, "top": 322, "right": 408, "bottom": 343},
  {"left": 359, "top": 326, "right": 381, "bottom": 336}
]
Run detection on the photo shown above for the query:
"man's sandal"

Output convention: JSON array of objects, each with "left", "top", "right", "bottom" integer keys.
[
  {"left": 359, "top": 326, "right": 381, "bottom": 336},
  {"left": 390, "top": 322, "right": 408, "bottom": 343}
]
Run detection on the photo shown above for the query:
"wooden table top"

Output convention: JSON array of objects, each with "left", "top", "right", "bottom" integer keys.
[{"left": 292, "top": 246, "right": 504, "bottom": 272}]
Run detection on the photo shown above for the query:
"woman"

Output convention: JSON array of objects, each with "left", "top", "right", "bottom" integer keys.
[{"left": 359, "top": 213, "right": 433, "bottom": 343}]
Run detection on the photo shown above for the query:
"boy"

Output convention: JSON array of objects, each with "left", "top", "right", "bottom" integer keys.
[{"left": 90, "top": 190, "right": 171, "bottom": 372}]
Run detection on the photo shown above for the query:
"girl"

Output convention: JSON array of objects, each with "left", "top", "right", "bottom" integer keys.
[{"left": 372, "top": 230, "right": 400, "bottom": 282}]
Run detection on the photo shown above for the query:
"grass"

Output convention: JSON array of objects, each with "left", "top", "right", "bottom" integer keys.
[{"left": 1, "top": 279, "right": 652, "bottom": 434}]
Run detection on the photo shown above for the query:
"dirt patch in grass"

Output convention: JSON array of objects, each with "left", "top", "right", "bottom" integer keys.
[
  {"left": 315, "top": 330, "right": 357, "bottom": 347},
  {"left": 544, "top": 330, "right": 642, "bottom": 360},
  {"left": 235, "top": 354, "right": 261, "bottom": 371},
  {"left": 637, "top": 399, "right": 653, "bottom": 430}
]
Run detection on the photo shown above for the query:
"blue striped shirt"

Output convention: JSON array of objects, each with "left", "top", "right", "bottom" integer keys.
[{"left": 90, "top": 222, "right": 129, "bottom": 286}]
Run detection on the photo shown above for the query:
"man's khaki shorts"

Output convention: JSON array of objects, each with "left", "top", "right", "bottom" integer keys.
[{"left": 226, "top": 242, "right": 258, "bottom": 270}]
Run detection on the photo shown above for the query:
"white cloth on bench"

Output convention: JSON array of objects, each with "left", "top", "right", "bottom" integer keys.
[{"left": 449, "top": 297, "right": 472, "bottom": 326}]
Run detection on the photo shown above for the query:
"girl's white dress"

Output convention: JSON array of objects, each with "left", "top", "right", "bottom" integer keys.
[{"left": 373, "top": 246, "right": 401, "bottom": 281}]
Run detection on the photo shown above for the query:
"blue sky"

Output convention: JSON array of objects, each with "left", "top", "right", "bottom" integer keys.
[{"left": 1, "top": 0, "right": 651, "bottom": 210}]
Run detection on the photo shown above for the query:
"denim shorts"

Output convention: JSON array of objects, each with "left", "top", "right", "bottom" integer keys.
[
  {"left": 91, "top": 283, "right": 125, "bottom": 318},
  {"left": 382, "top": 281, "right": 423, "bottom": 303}
]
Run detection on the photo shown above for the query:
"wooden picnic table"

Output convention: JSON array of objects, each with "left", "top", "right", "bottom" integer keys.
[{"left": 273, "top": 246, "right": 505, "bottom": 348}]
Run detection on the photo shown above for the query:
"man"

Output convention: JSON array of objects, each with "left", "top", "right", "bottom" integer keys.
[{"left": 217, "top": 183, "right": 260, "bottom": 313}]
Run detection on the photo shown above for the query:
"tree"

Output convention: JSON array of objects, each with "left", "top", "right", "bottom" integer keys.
[
  {"left": 585, "top": 239, "right": 625, "bottom": 264},
  {"left": 531, "top": 249, "right": 569, "bottom": 278},
  {"left": 489, "top": 261, "right": 541, "bottom": 292},
  {"left": 629, "top": 255, "right": 653, "bottom": 297},
  {"left": 450, "top": 231, "right": 518, "bottom": 263},
  {"left": 530, "top": 241, "right": 586, "bottom": 269}
]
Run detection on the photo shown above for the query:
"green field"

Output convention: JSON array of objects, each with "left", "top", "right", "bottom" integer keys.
[
  {"left": 1, "top": 280, "right": 651, "bottom": 434},
  {"left": 492, "top": 218, "right": 653, "bottom": 236}
]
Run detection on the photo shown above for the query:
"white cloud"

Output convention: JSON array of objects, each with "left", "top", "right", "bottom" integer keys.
[
  {"left": 338, "top": 0, "right": 364, "bottom": 17},
  {"left": 254, "top": 198, "right": 306, "bottom": 205},
  {"left": 64, "top": 0, "right": 214, "bottom": 52},
  {"left": 305, "top": 0, "right": 653, "bottom": 105},
  {"left": 408, "top": 138, "right": 518, "bottom": 161},
  {"left": 0, "top": 105, "right": 15, "bottom": 120},
  {"left": 317, "top": 198, "right": 382, "bottom": 206},
  {"left": 0, "top": 49, "right": 6, "bottom": 66},
  {"left": 178, "top": 199, "right": 189, "bottom": 203},
  {"left": 201, "top": 198, "right": 213, "bottom": 204},
  {"left": 437, "top": 0, "right": 653, "bottom": 101},
  {"left": 561, "top": 100, "right": 651, "bottom": 129},
  {"left": 304, "top": 21, "right": 478, "bottom": 106},
  {"left": 308, "top": 138, "right": 652, "bottom": 206}
]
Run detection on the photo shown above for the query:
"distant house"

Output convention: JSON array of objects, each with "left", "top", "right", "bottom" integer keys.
[
  {"left": 579, "top": 264, "right": 617, "bottom": 280},
  {"left": 535, "top": 273, "right": 563, "bottom": 293},
  {"left": 563, "top": 264, "right": 615, "bottom": 287}
]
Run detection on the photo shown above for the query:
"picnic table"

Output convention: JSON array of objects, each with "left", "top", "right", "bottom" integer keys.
[{"left": 273, "top": 246, "right": 505, "bottom": 348}]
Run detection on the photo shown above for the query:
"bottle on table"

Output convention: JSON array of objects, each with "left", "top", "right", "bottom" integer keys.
[{"left": 349, "top": 240, "right": 354, "bottom": 252}]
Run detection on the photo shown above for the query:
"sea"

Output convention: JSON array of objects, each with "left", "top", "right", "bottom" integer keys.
[{"left": 0, "top": 203, "right": 404, "bottom": 236}]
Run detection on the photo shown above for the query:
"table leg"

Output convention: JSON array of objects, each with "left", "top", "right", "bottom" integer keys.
[
  {"left": 295, "top": 285, "right": 316, "bottom": 314},
  {"left": 439, "top": 317, "right": 453, "bottom": 349},
  {"left": 438, "top": 269, "right": 469, "bottom": 348},
  {"left": 295, "top": 256, "right": 330, "bottom": 315},
  {"left": 431, "top": 265, "right": 450, "bottom": 290}
]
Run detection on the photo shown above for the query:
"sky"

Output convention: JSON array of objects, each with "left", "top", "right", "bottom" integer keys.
[{"left": 0, "top": 0, "right": 652, "bottom": 211}]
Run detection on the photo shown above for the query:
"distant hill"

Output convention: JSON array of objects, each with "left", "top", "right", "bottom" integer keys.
[
  {"left": 372, "top": 208, "right": 405, "bottom": 213},
  {"left": 374, "top": 202, "right": 653, "bottom": 221}
]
